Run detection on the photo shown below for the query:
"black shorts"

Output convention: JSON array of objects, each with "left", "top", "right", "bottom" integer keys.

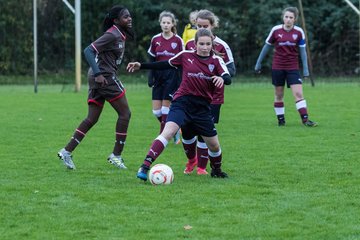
[
  {"left": 210, "top": 104, "right": 222, "bottom": 124},
  {"left": 152, "top": 69, "right": 181, "bottom": 101},
  {"left": 272, "top": 70, "right": 303, "bottom": 88},
  {"left": 167, "top": 96, "right": 217, "bottom": 139},
  {"left": 87, "top": 73, "right": 125, "bottom": 107}
]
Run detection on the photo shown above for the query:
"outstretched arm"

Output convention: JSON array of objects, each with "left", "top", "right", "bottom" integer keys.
[
  {"left": 147, "top": 56, "right": 156, "bottom": 87},
  {"left": 127, "top": 61, "right": 174, "bottom": 72},
  {"left": 254, "top": 43, "right": 272, "bottom": 72}
]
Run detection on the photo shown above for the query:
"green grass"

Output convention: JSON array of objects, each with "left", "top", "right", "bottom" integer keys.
[{"left": 0, "top": 81, "right": 359, "bottom": 239}]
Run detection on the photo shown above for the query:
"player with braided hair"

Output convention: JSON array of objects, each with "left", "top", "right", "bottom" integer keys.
[{"left": 58, "top": 5, "right": 134, "bottom": 170}]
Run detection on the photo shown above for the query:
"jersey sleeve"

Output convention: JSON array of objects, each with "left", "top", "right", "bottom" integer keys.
[
  {"left": 265, "top": 26, "right": 277, "bottom": 45},
  {"left": 185, "top": 39, "right": 195, "bottom": 50},
  {"left": 216, "top": 56, "right": 229, "bottom": 76},
  {"left": 91, "top": 32, "right": 116, "bottom": 53},
  {"left": 297, "top": 27, "right": 306, "bottom": 47},
  {"left": 147, "top": 37, "right": 156, "bottom": 57},
  {"left": 169, "top": 51, "right": 184, "bottom": 67}
]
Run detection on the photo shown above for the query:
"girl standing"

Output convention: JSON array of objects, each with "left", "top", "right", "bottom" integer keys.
[
  {"left": 147, "top": 11, "right": 184, "bottom": 143},
  {"left": 255, "top": 7, "right": 317, "bottom": 127},
  {"left": 58, "top": 5, "right": 134, "bottom": 170}
]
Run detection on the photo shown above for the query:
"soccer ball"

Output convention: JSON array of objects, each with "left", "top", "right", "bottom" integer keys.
[{"left": 149, "top": 164, "right": 174, "bottom": 185}]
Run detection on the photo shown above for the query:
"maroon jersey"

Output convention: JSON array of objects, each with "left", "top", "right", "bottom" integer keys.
[
  {"left": 186, "top": 36, "right": 234, "bottom": 104},
  {"left": 148, "top": 33, "right": 184, "bottom": 61},
  {"left": 90, "top": 25, "right": 126, "bottom": 76},
  {"left": 266, "top": 24, "right": 306, "bottom": 70},
  {"left": 169, "top": 50, "right": 229, "bottom": 103}
]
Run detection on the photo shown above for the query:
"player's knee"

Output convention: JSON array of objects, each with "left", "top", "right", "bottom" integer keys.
[
  {"left": 119, "top": 109, "right": 131, "bottom": 121},
  {"left": 207, "top": 142, "right": 220, "bottom": 152}
]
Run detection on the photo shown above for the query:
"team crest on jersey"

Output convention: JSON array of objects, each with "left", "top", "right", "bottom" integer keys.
[
  {"left": 292, "top": 34, "right": 298, "bottom": 40},
  {"left": 171, "top": 42, "right": 177, "bottom": 49},
  {"left": 208, "top": 64, "right": 215, "bottom": 72}
]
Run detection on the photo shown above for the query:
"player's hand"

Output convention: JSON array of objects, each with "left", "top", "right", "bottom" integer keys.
[
  {"left": 126, "top": 62, "right": 141, "bottom": 72},
  {"left": 254, "top": 63, "right": 261, "bottom": 74},
  {"left": 95, "top": 75, "right": 108, "bottom": 87},
  {"left": 212, "top": 76, "right": 224, "bottom": 88},
  {"left": 148, "top": 77, "right": 154, "bottom": 87}
]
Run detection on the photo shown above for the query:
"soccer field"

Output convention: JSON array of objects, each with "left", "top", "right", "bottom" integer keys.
[{"left": 0, "top": 82, "right": 359, "bottom": 239}]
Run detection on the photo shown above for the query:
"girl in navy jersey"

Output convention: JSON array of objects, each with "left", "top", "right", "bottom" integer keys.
[
  {"left": 147, "top": 11, "right": 184, "bottom": 143},
  {"left": 127, "top": 28, "right": 231, "bottom": 181},
  {"left": 255, "top": 7, "right": 317, "bottom": 127},
  {"left": 58, "top": 5, "right": 134, "bottom": 170},
  {"left": 184, "top": 9, "right": 236, "bottom": 175}
]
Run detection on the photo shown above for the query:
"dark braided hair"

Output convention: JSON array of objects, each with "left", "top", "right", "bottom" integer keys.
[{"left": 103, "top": 5, "right": 134, "bottom": 40}]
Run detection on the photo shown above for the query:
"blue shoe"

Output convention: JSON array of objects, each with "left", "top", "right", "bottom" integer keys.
[{"left": 137, "top": 165, "right": 149, "bottom": 181}]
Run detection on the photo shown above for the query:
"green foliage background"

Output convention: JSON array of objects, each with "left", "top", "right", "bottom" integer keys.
[{"left": 0, "top": 0, "right": 359, "bottom": 76}]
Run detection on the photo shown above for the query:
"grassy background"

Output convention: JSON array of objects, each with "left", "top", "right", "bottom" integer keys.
[{"left": 0, "top": 80, "right": 359, "bottom": 239}]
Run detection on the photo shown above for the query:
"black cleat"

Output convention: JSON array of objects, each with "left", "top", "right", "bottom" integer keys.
[
  {"left": 278, "top": 120, "right": 286, "bottom": 126},
  {"left": 211, "top": 169, "right": 228, "bottom": 178},
  {"left": 303, "top": 120, "right": 318, "bottom": 127}
]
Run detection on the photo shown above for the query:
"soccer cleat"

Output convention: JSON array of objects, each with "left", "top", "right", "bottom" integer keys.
[
  {"left": 137, "top": 164, "right": 150, "bottom": 181},
  {"left": 184, "top": 159, "right": 198, "bottom": 174},
  {"left": 107, "top": 153, "right": 127, "bottom": 169},
  {"left": 303, "top": 120, "right": 318, "bottom": 127},
  {"left": 278, "top": 119, "right": 286, "bottom": 126},
  {"left": 210, "top": 168, "right": 228, "bottom": 178},
  {"left": 173, "top": 129, "right": 181, "bottom": 144},
  {"left": 58, "top": 148, "right": 76, "bottom": 170},
  {"left": 197, "top": 167, "right": 208, "bottom": 175}
]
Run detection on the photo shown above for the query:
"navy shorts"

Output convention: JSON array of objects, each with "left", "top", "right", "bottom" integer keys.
[
  {"left": 152, "top": 69, "right": 181, "bottom": 101},
  {"left": 272, "top": 70, "right": 303, "bottom": 88},
  {"left": 210, "top": 104, "right": 222, "bottom": 124},
  {"left": 166, "top": 96, "right": 217, "bottom": 139},
  {"left": 87, "top": 73, "right": 125, "bottom": 107}
]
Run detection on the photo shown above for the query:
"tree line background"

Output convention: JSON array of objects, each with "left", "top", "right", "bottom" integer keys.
[{"left": 0, "top": 0, "right": 359, "bottom": 79}]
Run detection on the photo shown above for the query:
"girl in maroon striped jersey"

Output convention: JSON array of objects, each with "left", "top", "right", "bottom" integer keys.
[
  {"left": 127, "top": 28, "right": 231, "bottom": 182},
  {"left": 57, "top": 5, "right": 134, "bottom": 170},
  {"left": 184, "top": 9, "right": 236, "bottom": 176},
  {"left": 255, "top": 7, "right": 317, "bottom": 127},
  {"left": 147, "top": 11, "right": 184, "bottom": 143}
]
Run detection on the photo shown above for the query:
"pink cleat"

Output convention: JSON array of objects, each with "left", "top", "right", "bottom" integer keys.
[
  {"left": 184, "top": 158, "right": 197, "bottom": 174},
  {"left": 197, "top": 167, "right": 208, "bottom": 175}
]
